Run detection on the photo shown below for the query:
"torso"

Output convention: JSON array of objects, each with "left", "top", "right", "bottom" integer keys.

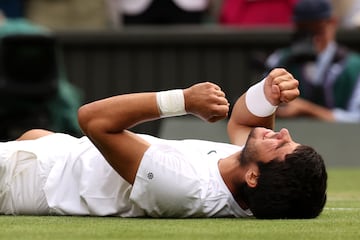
[{"left": 1, "top": 133, "right": 252, "bottom": 217}]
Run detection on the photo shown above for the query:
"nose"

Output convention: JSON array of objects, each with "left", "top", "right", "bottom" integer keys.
[
  {"left": 263, "top": 128, "right": 292, "bottom": 140},
  {"left": 279, "top": 128, "right": 291, "bottom": 141}
]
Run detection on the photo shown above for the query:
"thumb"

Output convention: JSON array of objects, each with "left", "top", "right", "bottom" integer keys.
[{"left": 270, "top": 84, "right": 281, "bottom": 105}]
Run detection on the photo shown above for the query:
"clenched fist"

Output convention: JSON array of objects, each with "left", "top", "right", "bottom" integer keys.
[{"left": 183, "top": 82, "right": 229, "bottom": 122}]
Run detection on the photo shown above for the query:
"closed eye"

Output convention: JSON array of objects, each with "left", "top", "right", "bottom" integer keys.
[{"left": 275, "top": 141, "right": 288, "bottom": 150}]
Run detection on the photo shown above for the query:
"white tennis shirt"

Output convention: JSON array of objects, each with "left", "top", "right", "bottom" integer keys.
[{"left": 0, "top": 133, "right": 252, "bottom": 218}]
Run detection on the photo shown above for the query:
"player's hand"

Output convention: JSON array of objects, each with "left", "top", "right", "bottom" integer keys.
[
  {"left": 264, "top": 68, "right": 300, "bottom": 106},
  {"left": 183, "top": 82, "right": 229, "bottom": 122}
]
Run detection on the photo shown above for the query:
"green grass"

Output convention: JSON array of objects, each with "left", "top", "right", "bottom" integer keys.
[{"left": 1, "top": 168, "right": 359, "bottom": 240}]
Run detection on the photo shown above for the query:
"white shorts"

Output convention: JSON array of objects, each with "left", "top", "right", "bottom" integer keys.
[
  {"left": 0, "top": 133, "right": 78, "bottom": 215},
  {"left": 0, "top": 145, "right": 49, "bottom": 215}
]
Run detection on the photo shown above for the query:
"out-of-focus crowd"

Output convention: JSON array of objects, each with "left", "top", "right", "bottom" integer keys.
[{"left": 0, "top": 0, "right": 360, "bottom": 30}]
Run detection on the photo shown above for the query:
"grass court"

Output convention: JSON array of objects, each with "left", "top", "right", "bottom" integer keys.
[{"left": 0, "top": 167, "right": 359, "bottom": 240}]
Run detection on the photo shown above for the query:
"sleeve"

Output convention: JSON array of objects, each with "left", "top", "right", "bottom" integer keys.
[{"left": 333, "top": 77, "right": 360, "bottom": 123}]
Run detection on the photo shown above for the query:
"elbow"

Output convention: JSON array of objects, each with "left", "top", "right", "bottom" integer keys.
[
  {"left": 78, "top": 103, "right": 111, "bottom": 138},
  {"left": 77, "top": 104, "right": 93, "bottom": 136}
]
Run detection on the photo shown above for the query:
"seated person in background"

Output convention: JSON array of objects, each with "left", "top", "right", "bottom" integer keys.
[
  {"left": 0, "top": 68, "right": 327, "bottom": 219},
  {"left": 265, "top": 0, "right": 360, "bottom": 123}
]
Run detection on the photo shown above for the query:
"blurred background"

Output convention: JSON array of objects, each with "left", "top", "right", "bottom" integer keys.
[{"left": 0, "top": 0, "right": 359, "bottom": 166}]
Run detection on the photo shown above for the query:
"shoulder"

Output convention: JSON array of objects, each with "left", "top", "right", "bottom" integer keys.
[{"left": 130, "top": 142, "right": 210, "bottom": 217}]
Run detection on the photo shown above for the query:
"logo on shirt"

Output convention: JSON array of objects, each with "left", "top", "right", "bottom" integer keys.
[
  {"left": 147, "top": 172, "right": 154, "bottom": 180},
  {"left": 207, "top": 150, "right": 217, "bottom": 155}
]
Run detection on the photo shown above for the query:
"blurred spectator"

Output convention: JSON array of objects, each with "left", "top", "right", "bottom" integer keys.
[
  {"left": 0, "top": 0, "right": 24, "bottom": 18},
  {"left": 265, "top": 0, "right": 360, "bottom": 123},
  {"left": 0, "top": 16, "right": 83, "bottom": 139},
  {"left": 106, "top": 0, "right": 211, "bottom": 26},
  {"left": 332, "top": 0, "right": 360, "bottom": 29},
  {"left": 24, "top": 0, "right": 108, "bottom": 30},
  {"left": 219, "top": 0, "right": 298, "bottom": 27}
]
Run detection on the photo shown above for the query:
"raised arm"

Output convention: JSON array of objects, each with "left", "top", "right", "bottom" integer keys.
[
  {"left": 227, "top": 68, "right": 299, "bottom": 146},
  {"left": 78, "top": 82, "right": 229, "bottom": 184}
]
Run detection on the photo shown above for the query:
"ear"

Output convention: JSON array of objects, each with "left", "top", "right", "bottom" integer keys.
[{"left": 245, "top": 166, "right": 259, "bottom": 188}]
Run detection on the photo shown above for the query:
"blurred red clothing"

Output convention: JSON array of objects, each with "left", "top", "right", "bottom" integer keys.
[{"left": 220, "top": 0, "right": 298, "bottom": 27}]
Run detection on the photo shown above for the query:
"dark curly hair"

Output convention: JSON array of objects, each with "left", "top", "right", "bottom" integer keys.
[{"left": 242, "top": 145, "right": 327, "bottom": 219}]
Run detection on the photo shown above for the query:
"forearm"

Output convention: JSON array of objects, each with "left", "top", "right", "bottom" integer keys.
[
  {"left": 227, "top": 93, "right": 275, "bottom": 145},
  {"left": 300, "top": 101, "right": 335, "bottom": 122},
  {"left": 78, "top": 82, "right": 228, "bottom": 137},
  {"left": 227, "top": 68, "right": 299, "bottom": 146},
  {"left": 78, "top": 92, "right": 160, "bottom": 136}
]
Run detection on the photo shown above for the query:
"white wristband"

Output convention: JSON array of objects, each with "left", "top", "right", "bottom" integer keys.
[
  {"left": 245, "top": 79, "right": 278, "bottom": 117},
  {"left": 156, "top": 89, "right": 187, "bottom": 118}
]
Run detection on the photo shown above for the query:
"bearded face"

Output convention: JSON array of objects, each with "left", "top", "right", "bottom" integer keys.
[{"left": 239, "top": 128, "right": 260, "bottom": 166}]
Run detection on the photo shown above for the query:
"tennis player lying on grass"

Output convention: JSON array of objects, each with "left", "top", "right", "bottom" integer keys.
[{"left": 0, "top": 68, "right": 327, "bottom": 219}]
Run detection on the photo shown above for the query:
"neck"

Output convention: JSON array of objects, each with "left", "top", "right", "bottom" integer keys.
[{"left": 218, "top": 151, "right": 249, "bottom": 209}]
